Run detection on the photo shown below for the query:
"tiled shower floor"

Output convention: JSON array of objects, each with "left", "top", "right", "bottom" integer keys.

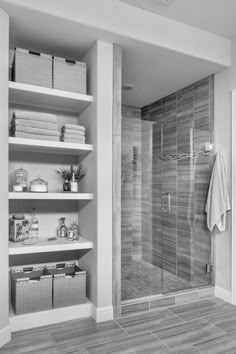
[{"left": 121, "top": 260, "right": 194, "bottom": 301}]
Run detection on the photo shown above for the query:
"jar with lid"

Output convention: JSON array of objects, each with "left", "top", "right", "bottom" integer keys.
[
  {"left": 13, "top": 168, "right": 28, "bottom": 192},
  {"left": 29, "top": 176, "right": 48, "bottom": 193}
]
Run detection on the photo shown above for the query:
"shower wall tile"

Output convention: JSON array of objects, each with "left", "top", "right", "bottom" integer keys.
[
  {"left": 177, "top": 205, "right": 194, "bottom": 233},
  {"left": 194, "top": 123, "right": 210, "bottom": 152},
  {"left": 194, "top": 96, "right": 210, "bottom": 127},
  {"left": 194, "top": 77, "right": 211, "bottom": 101},
  {"left": 163, "top": 93, "right": 176, "bottom": 113},
  {"left": 177, "top": 126, "right": 194, "bottom": 153},
  {"left": 177, "top": 159, "right": 195, "bottom": 183},
  {"left": 162, "top": 160, "right": 177, "bottom": 183},
  {"left": 177, "top": 103, "right": 194, "bottom": 128},
  {"left": 177, "top": 254, "right": 194, "bottom": 282},
  {"left": 163, "top": 249, "right": 177, "bottom": 275},
  {"left": 177, "top": 229, "right": 194, "bottom": 257},
  {"left": 178, "top": 182, "right": 194, "bottom": 208},
  {"left": 163, "top": 128, "right": 177, "bottom": 156},
  {"left": 162, "top": 226, "right": 177, "bottom": 253},
  {"left": 194, "top": 233, "right": 211, "bottom": 263},
  {"left": 177, "top": 84, "right": 194, "bottom": 107}
]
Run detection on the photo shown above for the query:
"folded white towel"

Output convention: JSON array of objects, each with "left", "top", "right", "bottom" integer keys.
[
  {"left": 62, "top": 138, "right": 86, "bottom": 144},
  {"left": 13, "top": 132, "right": 60, "bottom": 141},
  {"left": 62, "top": 133, "right": 85, "bottom": 141},
  {"left": 12, "top": 126, "right": 60, "bottom": 136},
  {"left": 205, "top": 152, "right": 231, "bottom": 232},
  {"left": 61, "top": 129, "right": 85, "bottom": 137},
  {"left": 12, "top": 118, "right": 58, "bottom": 130},
  {"left": 62, "top": 124, "right": 85, "bottom": 132},
  {"left": 14, "top": 111, "right": 57, "bottom": 123}
]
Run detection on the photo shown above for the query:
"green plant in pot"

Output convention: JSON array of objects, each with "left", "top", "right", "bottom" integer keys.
[{"left": 57, "top": 164, "right": 86, "bottom": 192}]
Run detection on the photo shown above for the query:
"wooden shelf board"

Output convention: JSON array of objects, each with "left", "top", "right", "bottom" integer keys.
[
  {"left": 9, "top": 137, "right": 93, "bottom": 155},
  {"left": 9, "top": 81, "right": 93, "bottom": 113},
  {"left": 9, "top": 236, "right": 93, "bottom": 255},
  {"left": 9, "top": 192, "right": 93, "bottom": 200},
  {"left": 9, "top": 300, "right": 92, "bottom": 332}
]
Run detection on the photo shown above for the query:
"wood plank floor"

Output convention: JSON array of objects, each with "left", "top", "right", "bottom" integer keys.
[{"left": 1, "top": 297, "right": 236, "bottom": 353}]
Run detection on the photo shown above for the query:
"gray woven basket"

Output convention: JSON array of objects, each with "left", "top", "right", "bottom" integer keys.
[
  {"left": 47, "top": 263, "right": 86, "bottom": 308},
  {"left": 13, "top": 48, "right": 53, "bottom": 88},
  {"left": 11, "top": 266, "right": 52, "bottom": 315},
  {"left": 53, "top": 57, "right": 87, "bottom": 94}
]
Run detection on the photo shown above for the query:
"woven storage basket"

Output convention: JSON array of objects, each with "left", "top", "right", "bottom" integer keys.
[
  {"left": 13, "top": 48, "right": 53, "bottom": 88},
  {"left": 53, "top": 57, "right": 87, "bottom": 94},
  {"left": 47, "top": 263, "right": 86, "bottom": 308},
  {"left": 11, "top": 266, "right": 52, "bottom": 315}
]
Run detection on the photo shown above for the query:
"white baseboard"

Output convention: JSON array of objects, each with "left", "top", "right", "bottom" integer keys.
[
  {"left": 0, "top": 325, "right": 11, "bottom": 349},
  {"left": 10, "top": 302, "right": 92, "bottom": 332},
  {"left": 92, "top": 305, "right": 113, "bottom": 323},
  {"left": 215, "top": 286, "right": 232, "bottom": 304}
]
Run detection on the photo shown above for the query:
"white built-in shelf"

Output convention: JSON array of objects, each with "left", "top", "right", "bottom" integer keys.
[
  {"left": 9, "top": 81, "right": 93, "bottom": 113},
  {"left": 9, "top": 236, "right": 93, "bottom": 255},
  {"left": 9, "top": 192, "right": 93, "bottom": 200},
  {"left": 9, "top": 300, "right": 92, "bottom": 332},
  {"left": 9, "top": 137, "right": 93, "bottom": 155}
]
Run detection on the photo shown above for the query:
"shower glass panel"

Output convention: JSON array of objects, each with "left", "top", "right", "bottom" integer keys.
[{"left": 121, "top": 76, "right": 213, "bottom": 302}]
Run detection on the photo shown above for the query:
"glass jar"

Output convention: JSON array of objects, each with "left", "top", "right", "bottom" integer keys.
[
  {"left": 29, "top": 176, "right": 48, "bottom": 193},
  {"left": 13, "top": 168, "right": 28, "bottom": 192},
  {"left": 58, "top": 217, "right": 67, "bottom": 238}
]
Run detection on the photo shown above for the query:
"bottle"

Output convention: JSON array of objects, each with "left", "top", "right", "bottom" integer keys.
[
  {"left": 70, "top": 172, "right": 78, "bottom": 192},
  {"left": 63, "top": 179, "right": 70, "bottom": 192},
  {"left": 58, "top": 217, "right": 67, "bottom": 238},
  {"left": 30, "top": 208, "right": 39, "bottom": 238}
]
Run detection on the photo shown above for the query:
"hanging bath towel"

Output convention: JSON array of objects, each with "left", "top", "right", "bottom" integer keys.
[{"left": 205, "top": 151, "right": 231, "bottom": 232}]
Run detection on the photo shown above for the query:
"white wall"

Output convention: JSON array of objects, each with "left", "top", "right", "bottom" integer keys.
[
  {"left": 0, "top": 0, "right": 231, "bottom": 67},
  {"left": 79, "top": 41, "right": 113, "bottom": 312},
  {"left": 0, "top": 7, "right": 10, "bottom": 348},
  {"left": 214, "top": 39, "right": 236, "bottom": 292}
]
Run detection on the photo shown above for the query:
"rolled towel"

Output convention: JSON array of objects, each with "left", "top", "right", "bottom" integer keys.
[
  {"left": 12, "top": 118, "right": 58, "bottom": 130},
  {"left": 61, "top": 129, "right": 85, "bottom": 137},
  {"left": 62, "top": 138, "right": 86, "bottom": 144},
  {"left": 14, "top": 110, "right": 57, "bottom": 123},
  {"left": 13, "top": 132, "right": 60, "bottom": 141},
  {"left": 62, "top": 124, "right": 85, "bottom": 132},
  {"left": 12, "top": 126, "right": 60, "bottom": 137}
]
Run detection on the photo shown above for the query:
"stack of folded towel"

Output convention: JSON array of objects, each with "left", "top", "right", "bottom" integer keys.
[
  {"left": 61, "top": 124, "right": 86, "bottom": 144},
  {"left": 10, "top": 111, "right": 60, "bottom": 141}
]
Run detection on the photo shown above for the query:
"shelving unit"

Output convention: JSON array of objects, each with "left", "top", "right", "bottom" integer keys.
[
  {"left": 8, "top": 72, "right": 95, "bottom": 330},
  {"left": 9, "top": 192, "right": 93, "bottom": 200},
  {"left": 9, "top": 236, "right": 93, "bottom": 255},
  {"left": 9, "top": 137, "right": 93, "bottom": 155},
  {"left": 9, "top": 81, "right": 93, "bottom": 113}
]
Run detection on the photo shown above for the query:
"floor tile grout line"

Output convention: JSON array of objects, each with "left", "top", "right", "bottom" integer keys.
[
  {"left": 151, "top": 331, "right": 173, "bottom": 352},
  {"left": 113, "top": 319, "right": 129, "bottom": 336}
]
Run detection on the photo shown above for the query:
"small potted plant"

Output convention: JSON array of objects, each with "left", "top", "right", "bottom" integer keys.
[{"left": 57, "top": 164, "right": 86, "bottom": 192}]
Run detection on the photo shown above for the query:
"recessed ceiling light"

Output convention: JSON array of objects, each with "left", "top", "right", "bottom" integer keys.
[{"left": 122, "top": 84, "right": 135, "bottom": 91}]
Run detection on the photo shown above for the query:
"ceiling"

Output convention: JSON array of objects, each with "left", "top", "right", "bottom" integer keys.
[
  {"left": 121, "top": 0, "right": 236, "bottom": 39},
  {"left": 0, "top": 0, "right": 230, "bottom": 107}
]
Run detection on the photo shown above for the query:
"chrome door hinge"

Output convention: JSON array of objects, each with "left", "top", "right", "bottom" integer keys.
[{"left": 206, "top": 264, "right": 213, "bottom": 274}]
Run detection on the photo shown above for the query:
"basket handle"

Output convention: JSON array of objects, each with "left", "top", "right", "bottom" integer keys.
[
  {"left": 65, "top": 59, "right": 76, "bottom": 64},
  {"left": 56, "top": 263, "right": 66, "bottom": 269},
  {"left": 23, "top": 267, "right": 33, "bottom": 273},
  {"left": 29, "top": 275, "right": 41, "bottom": 281},
  {"left": 29, "top": 50, "right": 40, "bottom": 56}
]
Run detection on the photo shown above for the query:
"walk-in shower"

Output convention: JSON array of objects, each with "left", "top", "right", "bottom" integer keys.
[{"left": 121, "top": 76, "right": 214, "bottom": 302}]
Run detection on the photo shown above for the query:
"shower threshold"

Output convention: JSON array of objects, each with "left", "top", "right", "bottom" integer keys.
[{"left": 120, "top": 285, "right": 215, "bottom": 317}]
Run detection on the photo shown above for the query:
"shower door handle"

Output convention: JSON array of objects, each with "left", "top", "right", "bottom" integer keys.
[{"left": 161, "top": 193, "right": 171, "bottom": 213}]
